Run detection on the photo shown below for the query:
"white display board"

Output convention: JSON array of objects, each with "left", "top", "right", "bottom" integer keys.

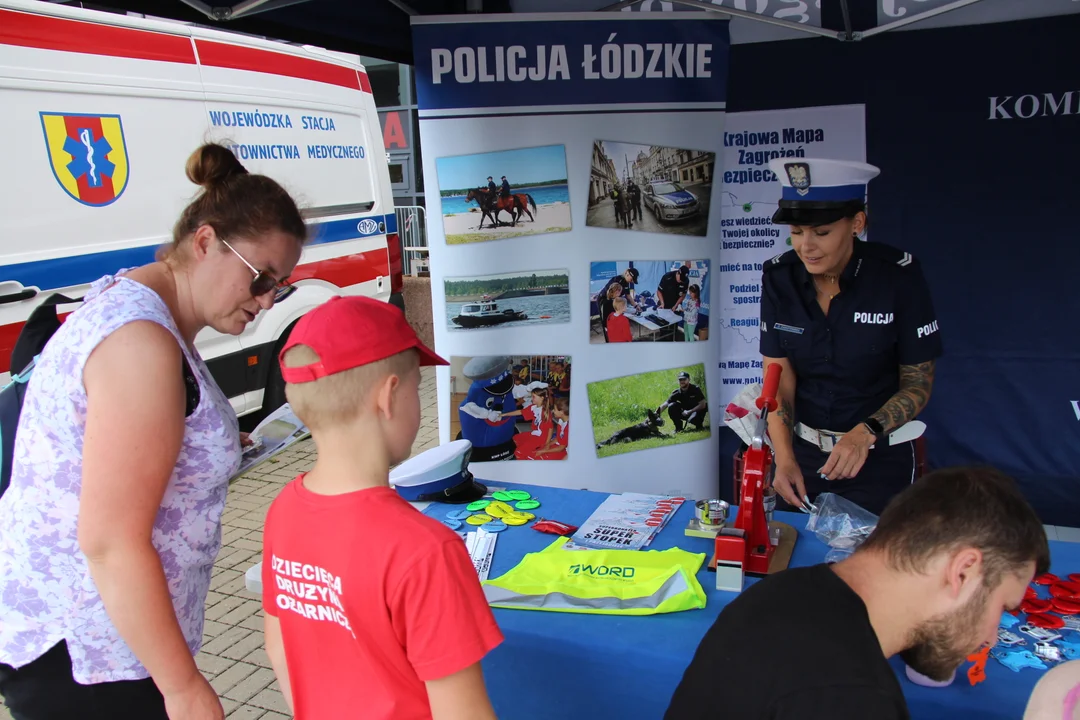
[{"left": 412, "top": 12, "right": 731, "bottom": 500}]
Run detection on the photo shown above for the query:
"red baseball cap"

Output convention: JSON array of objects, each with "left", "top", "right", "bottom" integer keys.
[{"left": 279, "top": 296, "right": 447, "bottom": 384}]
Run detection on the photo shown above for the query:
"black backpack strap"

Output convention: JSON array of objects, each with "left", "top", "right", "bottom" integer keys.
[
  {"left": 181, "top": 354, "right": 200, "bottom": 418},
  {"left": 10, "top": 294, "right": 83, "bottom": 376}
]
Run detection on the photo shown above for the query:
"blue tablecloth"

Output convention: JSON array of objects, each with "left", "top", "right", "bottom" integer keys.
[{"left": 424, "top": 482, "right": 1080, "bottom": 720}]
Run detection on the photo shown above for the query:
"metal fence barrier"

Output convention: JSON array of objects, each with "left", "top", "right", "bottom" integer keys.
[{"left": 395, "top": 205, "right": 428, "bottom": 276}]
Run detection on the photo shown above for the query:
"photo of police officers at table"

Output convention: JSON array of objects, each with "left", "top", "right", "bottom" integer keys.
[{"left": 590, "top": 260, "right": 710, "bottom": 344}]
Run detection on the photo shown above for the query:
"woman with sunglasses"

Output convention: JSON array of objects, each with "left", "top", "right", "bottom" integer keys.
[{"left": 0, "top": 143, "right": 306, "bottom": 720}]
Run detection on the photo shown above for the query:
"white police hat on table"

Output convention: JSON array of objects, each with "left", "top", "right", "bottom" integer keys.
[
  {"left": 768, "top": 157, "right": 880, "bottom": 227},
  {"left": 389, "top": 439, "right": 487, "bottom": 504}
]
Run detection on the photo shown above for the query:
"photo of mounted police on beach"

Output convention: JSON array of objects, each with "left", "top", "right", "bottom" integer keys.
[
  {"left": 435, "top": 144, "right": 572, "bottom": 245},
  {"left": 590, "top": 260, "right": 710, "bottom": 344},
  {"left": 587, "top": 140, "right": 715, "bottom": 237},
  {"left": 588, "top": 364, "right": 710, "bottom": 459},
  {"left": 449, "top": 355, "right": 572, "bottom": 462},
  {"left": 444, "top": 269, "right": 570, "bottom": 332}
]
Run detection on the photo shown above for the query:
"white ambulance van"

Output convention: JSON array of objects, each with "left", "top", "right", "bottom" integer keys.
[{"left": 0, "top": 0, "right": 404, "bottom": 420}]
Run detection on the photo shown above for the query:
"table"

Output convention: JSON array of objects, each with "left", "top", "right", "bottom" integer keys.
[
  {"left": 422, "top": 482, "right": 1080, "bottom": 720},
  {"left": 625, "top": 307, "right": 682, "bottom": 341}
]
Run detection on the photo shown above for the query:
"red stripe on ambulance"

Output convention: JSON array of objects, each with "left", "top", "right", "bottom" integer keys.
[
  {"left": 0, "top": 9, "right": 372, "bottom": 93},
  {"left": 0, "top": 251, "right": 389, "bottom": 375},
  {"left": 195, "top": 40, "right": 368, "bottom": 92},
  {"left": 0, "top": 8, "right": 196, "bottom": 64}
]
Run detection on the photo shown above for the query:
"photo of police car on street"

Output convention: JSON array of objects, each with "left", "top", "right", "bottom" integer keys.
[{"left": 586, "top": 140, "right": 714, "bottom": 237}]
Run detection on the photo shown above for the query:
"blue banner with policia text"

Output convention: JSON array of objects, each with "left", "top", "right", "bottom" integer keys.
[
  {"left": 412, "top": 16, "right": 728, "bottom": 115},
  {"left": 412, "top": 13, "right": 729, "bottom": 501}
]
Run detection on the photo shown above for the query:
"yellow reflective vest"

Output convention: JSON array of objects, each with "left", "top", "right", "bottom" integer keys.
[{"left": 482, "top": 537, "right": 707, "bottom": 615}]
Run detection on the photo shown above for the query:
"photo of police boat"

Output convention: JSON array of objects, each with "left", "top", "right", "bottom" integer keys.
[{"left": 451, "top": 298, "right": 528, "bottom": 328}]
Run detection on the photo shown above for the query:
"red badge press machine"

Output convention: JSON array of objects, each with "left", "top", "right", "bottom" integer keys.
[{"left": 710, "top": 363, "right": 797, "bottom": 592}]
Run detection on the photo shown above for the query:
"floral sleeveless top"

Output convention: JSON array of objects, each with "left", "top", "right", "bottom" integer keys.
[{"left": 0, "top": 274, "right": 241, "bottom": 683}]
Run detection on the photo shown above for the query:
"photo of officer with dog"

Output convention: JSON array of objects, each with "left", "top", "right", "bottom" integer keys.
[{"left": 588, "top": 364, "right": 710, "bottom": 458}]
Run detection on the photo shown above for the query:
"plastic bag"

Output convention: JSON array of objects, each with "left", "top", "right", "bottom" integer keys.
[
  {"left": 723, "top": 382, "right": 773, "bottom": 449},
  {"left": 805, "top": 492, "right": 878, "bottom": 562}
]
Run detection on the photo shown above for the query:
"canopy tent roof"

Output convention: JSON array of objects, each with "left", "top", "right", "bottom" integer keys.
[{"left": 48, "top": 0, "right": 1080, "bottom": 63}]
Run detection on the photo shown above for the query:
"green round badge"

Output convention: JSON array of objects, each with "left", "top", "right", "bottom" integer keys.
[
  {"left": 506, "top": 490, "right": 532, "bottom": 501},
  {"left": 515, "top": 500, "right": 541, "bottom": 510},
  {"left": 492, "top": 491, "right": 515, "bottom": 502},
  {"left": 467, "top": 500, "right": 491, "bottom": 511}
]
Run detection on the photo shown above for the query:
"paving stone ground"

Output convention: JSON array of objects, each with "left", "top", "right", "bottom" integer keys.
[{"left": 0, "top": 366, "right": 439, "bottom": 719}]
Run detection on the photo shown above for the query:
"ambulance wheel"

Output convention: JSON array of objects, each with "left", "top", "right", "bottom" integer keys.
[
  {"left": 262, "top": 352, "right": 287, "bottom": 418},
  {"left": 250, "top": 320, "right": 297, "bottom": 426}
]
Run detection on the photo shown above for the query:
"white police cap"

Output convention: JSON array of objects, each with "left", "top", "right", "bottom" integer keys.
[
  {"left": 768, "top": 158, "right": 880, "bottom": 226},
  {"left": 389, "top": 439, "right": 487, "bottom": 504}
]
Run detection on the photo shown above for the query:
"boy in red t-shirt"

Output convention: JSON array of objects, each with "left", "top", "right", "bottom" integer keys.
[
  {"left": 260, "top": 296, "right": 503, "bottom": 720},
  {"left": 606, "top": 297, "right": 633, "bottom": 343}
]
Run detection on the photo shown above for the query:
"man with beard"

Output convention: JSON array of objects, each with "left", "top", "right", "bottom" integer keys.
[{"left": 663, "top": 466, "right": 1049, "bottom": 720}]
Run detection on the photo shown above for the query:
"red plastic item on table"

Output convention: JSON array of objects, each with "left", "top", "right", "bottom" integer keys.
[
  {"left": 1049, "top": 581, "right": 1080, "bottom": 598},
  {"left": 1026, "top": 612, "right": 1065, "bottom": 629},
  {"left": 1025, "top": 586, "right": 1040, "bottom": 601},
  {"left": 1034, "top": 573, "right": 1061, "bottom": 586},
  {"left": 966, "top": 646, "right": 990, "bottom": 687},
  {"left": 1051, "top": 597, "right": 1080, "bottom": 615},
  {"left": 1022, "top": 598, "right": 1052, "bottom": 615},
  {"left": 531, "top": 519, "right": 578, "bottom": 536},
  {"left": 1069, "top": 573, "right": 1080, "bottom": 584}
]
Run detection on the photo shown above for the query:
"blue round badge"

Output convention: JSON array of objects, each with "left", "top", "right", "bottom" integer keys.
[
  {"left": 447, "top": 510, "right": 472, "bottom": 521},
  {"left": 483, "top": 521, "right": 508, "bottom": 533},
  {"left": 442, "top": 518, "right": 463, "bottom": 531}
]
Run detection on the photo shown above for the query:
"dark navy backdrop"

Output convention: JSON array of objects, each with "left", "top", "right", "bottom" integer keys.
[
  {"left": 412, "top": 16, "right": 730, "bottom": 111},
  {"left": 718, "top": 14, "right": 1080, "bottom": 526}
]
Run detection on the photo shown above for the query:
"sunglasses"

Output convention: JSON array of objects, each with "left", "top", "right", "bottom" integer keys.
[{"left": 220, "top": 238, "right": 296, "bottom": 304}]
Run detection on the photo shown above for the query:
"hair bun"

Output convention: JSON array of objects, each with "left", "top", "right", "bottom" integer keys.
[{"left": 186, "top": 143, "right": 248, "bottom": 189}]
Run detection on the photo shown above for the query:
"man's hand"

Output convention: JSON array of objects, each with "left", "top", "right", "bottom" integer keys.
[
  {"left": 818, "top": 425, "right": 876, "bottom": 481},
  {"left": 772, "top": 459, "right": 808, "bottom": 509},
  {"left": 239, "top": 432, "right": 253, "bottom": 447}
]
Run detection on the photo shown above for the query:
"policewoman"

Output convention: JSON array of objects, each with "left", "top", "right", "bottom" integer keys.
[{"left": 759, "top": 157, "right": 943, "bottom": 516}]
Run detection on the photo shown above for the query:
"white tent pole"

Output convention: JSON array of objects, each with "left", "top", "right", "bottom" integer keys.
[
  {"left": 176, "top": 0, "right": 311, "bottom": 21},
  {"left": 857, "top": 0, "right": 986, "bottom": 38},
  {"left": 177, "top": 0, "right": 215, "bottom": 17},
  {"left": 602, "top": 0, "right": 845, "bottom": 40},
  {"left": 385, "top": 0, "right": 419, "bottom": 15}
]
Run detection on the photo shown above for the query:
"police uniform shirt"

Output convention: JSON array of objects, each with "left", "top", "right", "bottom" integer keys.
[
  {"left": 760, "top": 240, "right": 942, "bottom": 433},
  {"left": 658, "top": 270, "right": 688, "bottom": 308},
  {"left": 602, "top": 275, "right": 631, "bottom": 300},
  {"left": 667, "top": 382, "right": 705, "bottom": 409}
]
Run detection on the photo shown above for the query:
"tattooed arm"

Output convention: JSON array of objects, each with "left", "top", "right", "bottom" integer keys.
[
  {"left": 762, "top": 357, "right": 797, "bottom": 461},
  {"left": 869, "top": 361, "right": 936, "bottom": 433}
]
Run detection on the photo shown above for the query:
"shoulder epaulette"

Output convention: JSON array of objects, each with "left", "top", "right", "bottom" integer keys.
[
  {"left": 859, "top": 241, "right": 919, "bottom": 269},
  {"left": 763, "top": 249, "right": 800, "bottom": 272}
]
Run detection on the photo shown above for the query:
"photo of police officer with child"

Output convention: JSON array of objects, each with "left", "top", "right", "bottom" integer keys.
[
  {"left": 586, "top": 140, "right": 714, "bottom": 237},
  {"left": 590, "top": 260, "right": 710, "bottom": 344},
  {"left": 449, "top": 355, "right": 571, "bottom": 462}
]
